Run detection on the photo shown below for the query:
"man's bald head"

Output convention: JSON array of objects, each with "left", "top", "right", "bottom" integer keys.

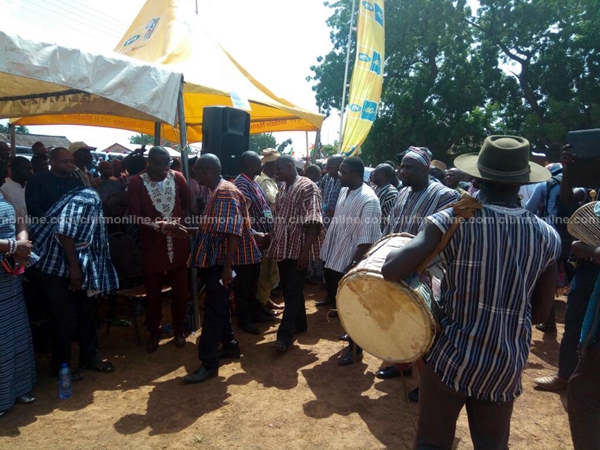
[
  {"left": 240, "top": 151, "right": 261, "bottom": 178},
  {"left": 194, "top": 153, "right": 222, "bottom": 188},
  {"left": 148, "top": 146, "right": 170, "bottom": 159},
  {"left": 198, "top": 153, "right": 222, "bottom": 171},
  {"left": 326, "top": 154, "right": 345, "bottom": 177}
]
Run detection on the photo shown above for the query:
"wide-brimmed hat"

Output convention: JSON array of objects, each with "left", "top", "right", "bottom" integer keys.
[
  {"left": 261, "top": 148, "right": 280, "bottom": 163},
  {"left": 454, "top": 135, "right": 550, "bottom": 185},
  {"left": 430, "top": 160, "right": 447, "bottom": 171},
  {"left": 67, "top": 141, "right": 96, "bottom": 154}
]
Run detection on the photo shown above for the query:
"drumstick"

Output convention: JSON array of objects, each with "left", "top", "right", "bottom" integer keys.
[{"left": 416, "top": 195, "right": 482, "bottom": 274}]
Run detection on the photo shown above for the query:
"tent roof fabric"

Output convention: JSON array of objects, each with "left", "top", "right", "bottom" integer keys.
[
  {"left": 12, "top": 0, "right": 324, "bottom": 143},
  {"left": 0, "top": 30, "right": 183, "bottom": 125}
]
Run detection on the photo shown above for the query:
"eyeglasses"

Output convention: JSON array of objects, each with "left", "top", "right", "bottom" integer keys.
[{"left": 149, "top": 158, "right": 173, "bottom": 168}]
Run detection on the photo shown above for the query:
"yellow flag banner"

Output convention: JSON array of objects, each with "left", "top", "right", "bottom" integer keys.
[{"left": 340, "top": 0, "right": 385, "bottom": 156}]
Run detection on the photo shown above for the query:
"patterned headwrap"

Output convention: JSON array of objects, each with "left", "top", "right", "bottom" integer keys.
[{"left": 403, "top": 146, "right": 432, "bottom": 167}]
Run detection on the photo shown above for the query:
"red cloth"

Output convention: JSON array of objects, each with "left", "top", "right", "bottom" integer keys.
[{"left": 127, "top": 170, "right": 191, "bottom": 274}]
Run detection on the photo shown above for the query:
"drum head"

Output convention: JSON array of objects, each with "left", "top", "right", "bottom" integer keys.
[{"left": 337, "top": 273, "right": 436, "bottom": 363}]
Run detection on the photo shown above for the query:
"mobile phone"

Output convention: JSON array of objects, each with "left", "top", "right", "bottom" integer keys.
[
  {"left": 566, "top": 129, "right": 600, "bottom": 188},
  {"left": 567, "top": 129, "right": 600, "bottom": 159},
  {"left": 2, "top": 256, "right": 15, "bottom": 274}
]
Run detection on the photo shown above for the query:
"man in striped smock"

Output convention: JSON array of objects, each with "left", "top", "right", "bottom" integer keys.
[
  {"left": 185, "top": 154, "right": 261, "bottom": 384},
  {"left": 386, "top": 147, "right": 459, "bottom": 236},
  {"left": 378, "top": 147, "right": 459, "bottom": 381},
  {"left": 372, "top": 163, "right": 398, "bottom": 232},
  {"left": 233, "top": 151, "right": 275, "bottom": 334},
  {"left": 268, "top": 155, "right": 324, "bottom": 352},
  {"left": 382, "top": 136, "right": 561, "bottom": 449},
  {"left": 320, "top": 157, "right": 382, "bottom": 365}
]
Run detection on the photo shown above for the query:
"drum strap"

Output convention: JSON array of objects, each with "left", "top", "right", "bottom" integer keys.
[{"left": 416, "top": 194, "right": 483, "bottom": 274}]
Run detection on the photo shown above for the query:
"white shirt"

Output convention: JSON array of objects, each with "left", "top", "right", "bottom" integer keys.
[
  {"left": 0, "top": 177, "right": 27, "bottom": 218},
  {"left": 321, "top": 184, "right": 382, "bottom": 273}
]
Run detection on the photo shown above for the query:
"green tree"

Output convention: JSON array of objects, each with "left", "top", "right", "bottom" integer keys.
[
  {"left": 0, "top": 124, "right": 29, "bottom": 134},
  {"left": 129, "top": 133, "right": 154, "bottom": 145},
  {"left": 249, "top": 133, "right": 277, "bottom": 153},
  {"left": 309, "top": 0, "right": 600, "bottom": 165},
  {"left": 277, "top": 138, "right": 293, "bottom": 154},
  {"left": 310, "top": 0, "right": 498, "bottom": 165},
  {"left": 469, "top": 0, "right": 600, "bottom": 157}
]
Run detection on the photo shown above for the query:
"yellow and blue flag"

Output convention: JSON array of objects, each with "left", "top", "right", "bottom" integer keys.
[{"left": 340, "top": 0, "right": 385, "bottom": 156}]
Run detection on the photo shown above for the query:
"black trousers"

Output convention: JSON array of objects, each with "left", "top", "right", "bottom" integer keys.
[
  {"left": 233, "top": 263, "right": 262, "bottom": 325},
  {"left": 198, "top": 266, "right": 235, "bottom": 370},
  {"left": 276, "top": 259, "right": 308, "bottom": 346},
  {"left": 324, "top": 266, "right": 344, "bottom": 305},
  {"left": 416, "top": 362, "right": 514, "bottom": 450},
  {"left": 37, "top": 271, "right": 98, "bottom": 372}
]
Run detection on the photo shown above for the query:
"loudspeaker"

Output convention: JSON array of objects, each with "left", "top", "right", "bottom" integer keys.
[{"left": 202, "top": 106, "right": 250, "bottom": 177}]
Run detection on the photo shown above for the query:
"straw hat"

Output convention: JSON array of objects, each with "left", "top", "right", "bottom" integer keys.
[
  {"left": 430, "top": 160, "right": 447, "bottom": 171},
  {"left": 454, "top": 135, "right": 550, "bottom": 185},
  {"left": 68, "top": 141, "right": 96, "bottom": 154},
  {"left": 261, "top": 148, "right": 280, "bottom": 163}
]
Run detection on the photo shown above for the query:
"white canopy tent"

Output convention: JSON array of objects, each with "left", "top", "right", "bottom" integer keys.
[
  {"left": 0, "top": 30, "right": 205, "bottom": 328},
  {"left": 0, "top": 30, "right": 183, "bottom": 128}
]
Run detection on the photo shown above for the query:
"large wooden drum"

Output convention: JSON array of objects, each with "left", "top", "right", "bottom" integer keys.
[{"left": 336, "top": 233, "right": 439, "bottom": 363}]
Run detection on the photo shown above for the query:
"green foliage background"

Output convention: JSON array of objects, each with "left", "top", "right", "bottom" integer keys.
[{"left": 308, "top": 0, "right": 600, "bottom": 165}]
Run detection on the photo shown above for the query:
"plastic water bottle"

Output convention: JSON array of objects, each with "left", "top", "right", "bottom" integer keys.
[{"left": 58, "top": 363, "right": 72, "bottom": 399}]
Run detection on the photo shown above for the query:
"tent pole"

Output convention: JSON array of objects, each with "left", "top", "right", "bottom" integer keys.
[
  {"left": 177, "top": 78, "right": 200, "bottom": 331},
  {"left": 313, "top": 130, "right": 321, "bottom": 164},
  {"left": 338, "top": 0, "right": 357, "bottom": 152},
  {"left": 154, "top": 122, "right": 161, "bottom": 146},
  {"left": 9, "top": 123, "right": 16, "bottom": 158}
]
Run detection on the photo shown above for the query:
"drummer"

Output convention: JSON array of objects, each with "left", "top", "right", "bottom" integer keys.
[
  {"left": 378, "top": 147, "right": 459, "bottom": 382},
  {"left": 381, "top": 136, "right": 561, "bottom": 449},
  {"left": 319, "top": 157, "right": 382, "bottom": 365}
]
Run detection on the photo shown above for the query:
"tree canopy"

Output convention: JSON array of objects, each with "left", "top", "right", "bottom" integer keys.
[
  {"left": 308, "top": 0, "right": 600, "bottom": 165},
  {"left": 249, "top": 133, "right": 277, "bottom": 153}
]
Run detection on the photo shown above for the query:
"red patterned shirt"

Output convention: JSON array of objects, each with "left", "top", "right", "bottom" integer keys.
[
  {"left": 191, "top": 179, "right": 261, "bottom": 268},
  {"left": 267, "top": 175, "right": 324, "bottom": 261}
]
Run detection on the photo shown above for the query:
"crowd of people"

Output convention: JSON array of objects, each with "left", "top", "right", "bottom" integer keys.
[{"left": 0, "top": 134, "right": 598, "bottom": 450}]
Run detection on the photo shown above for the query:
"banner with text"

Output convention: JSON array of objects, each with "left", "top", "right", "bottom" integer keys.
[{"left": 340, "top": 0, "right": 385, "bottom": 156}]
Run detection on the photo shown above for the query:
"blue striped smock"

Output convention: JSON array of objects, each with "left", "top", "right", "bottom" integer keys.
[
  {"left": 386, "top": 182, "right": 459, "bottom": 235},
  {"left": 321, "top": 185, "right": 382, "bottom": 273},
  {"left": 426, "top": 205, "right": 561, "bottom": 402}
]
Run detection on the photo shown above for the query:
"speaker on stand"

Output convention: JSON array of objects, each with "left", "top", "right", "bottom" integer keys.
[{"left": 201, "top": 106, "right": 250, "bottom": 178}]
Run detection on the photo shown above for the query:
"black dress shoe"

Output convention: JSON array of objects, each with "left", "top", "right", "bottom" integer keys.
[
  {"left": 183, "top": 366, "right": 218, "bottom": 384},
  {"left": 146, "top": 332, "right": 161, "bottom": 353},
  {"left": 315, "top": 297, "right": 334, "bottom": 307},
  {"left": 338, "top": 347, "right": 363, "bottom": 366},
  {"left": 174, "top": 333, "right": 186, "bottom": 348},
  {"left": 252, "top": 311, "right": 275, "bottom": 323},
  {"left": 535, "top": 323, "right": 558, "bottom": 334},
  {"left": 16, "top": 394, "right": 35, "bottom": 404},
  {"left": 338, "top": 333, "right": 350, "bottom": 342},
  {"left": 376, "top": 365, "right": 413, "bottom": 379},
  {"left": 238, "top": 322, "right": 260, "bottom": 335},
  {"left": 217, "top": 342, "right": 241, "bottom": 359},
  {"left": 408, "top": 388, "right": 419, "bottom": 403}
]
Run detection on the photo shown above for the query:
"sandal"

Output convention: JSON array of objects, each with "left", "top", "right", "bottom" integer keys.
[
  {"left": 80, "top": 358, "right": 115, "bottom": 373},
  {"left": 273, "top": 339, "right": 287, "bottom": 352}
]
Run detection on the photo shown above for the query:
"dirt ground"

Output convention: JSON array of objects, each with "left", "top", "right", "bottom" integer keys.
[{"left": 1, "top": 285, "right": 573, "bottom": 450}]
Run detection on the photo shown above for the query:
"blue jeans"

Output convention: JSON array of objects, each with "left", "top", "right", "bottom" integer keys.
[{"left": 558, "top": 263, "right": 600, "bottom": 379}]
